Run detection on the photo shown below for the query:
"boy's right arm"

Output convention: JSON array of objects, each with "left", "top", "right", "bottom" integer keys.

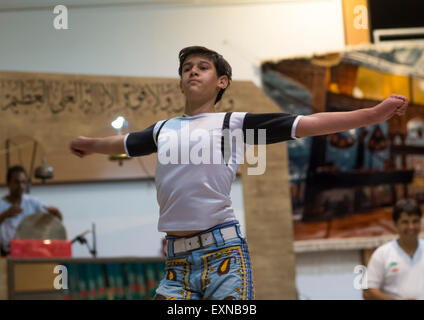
[{"left": 69, "top": 135, "right": 126, "bottom": 157}]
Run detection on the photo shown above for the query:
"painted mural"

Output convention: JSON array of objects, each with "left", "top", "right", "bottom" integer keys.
[{"left": 262, "top": 45, "right": 424, "bottom": 241}]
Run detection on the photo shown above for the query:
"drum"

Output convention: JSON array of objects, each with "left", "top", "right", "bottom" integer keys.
[{"left": 14, "top": 212, "right": 67, "bottom": 240}]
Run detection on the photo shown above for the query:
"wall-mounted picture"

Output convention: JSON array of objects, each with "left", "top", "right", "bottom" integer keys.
[{"left": 262, "top": 45, "right": 424, "bottom": 241}]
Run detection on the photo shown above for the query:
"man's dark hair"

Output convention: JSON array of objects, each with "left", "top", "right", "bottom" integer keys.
[
  {"left": 7, "top": 165, "right": 27, "bottom": 184},
  {"left": 178, "top": 46, "right": 232, "bottom": 104},
  {"left": 393, "top": 198, "right": 422, "bottom": 222}
]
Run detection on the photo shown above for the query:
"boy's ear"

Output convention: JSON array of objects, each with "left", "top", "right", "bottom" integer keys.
[{"left": 218, "top": 75, "right": 229, "bottom": 90}]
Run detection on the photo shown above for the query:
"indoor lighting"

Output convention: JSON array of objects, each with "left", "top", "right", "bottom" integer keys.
[{"left": 111, "top": 116, "right": 125, "bottom": 130}]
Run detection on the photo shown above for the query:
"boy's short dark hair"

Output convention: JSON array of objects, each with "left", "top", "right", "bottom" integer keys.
[
  {"left": 7, "top": 165, "right": 27, "bottom": 184},
  {"left": 392, "top": 198, "right": 422, "bottom": 222},
  {"left": 178, "top": 46, "right": 232, "bottom": 104}
]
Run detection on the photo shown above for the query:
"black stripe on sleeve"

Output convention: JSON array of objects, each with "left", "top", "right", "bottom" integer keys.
[
  {"left": 242, "top": 113, "right": 298, "bottom": 145},
  {"left": 155, "top": 120, "right": 169, "bottom": 144},
  {"left": 221, "top": 112, "right": 233, "bottom": 165},
  {"left": 125, "top": 123, "right": 157, "bottom": 157}
]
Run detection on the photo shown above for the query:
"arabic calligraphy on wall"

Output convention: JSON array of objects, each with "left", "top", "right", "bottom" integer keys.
[{"left": 0, "top": 73, "right": 235, "bottom": 119}]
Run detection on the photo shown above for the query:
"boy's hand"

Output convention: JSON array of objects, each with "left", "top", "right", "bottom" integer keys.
[
  {"left": 375, "top": 94, "right": 408, "bottom": 121},
  {"left": 69, "top": 136, "right": 94, "bottom": 157}
]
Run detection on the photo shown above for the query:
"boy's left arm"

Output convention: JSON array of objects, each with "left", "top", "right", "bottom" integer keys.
[{"left": 295, "top": 94, "right": 408, "bottom": 138}]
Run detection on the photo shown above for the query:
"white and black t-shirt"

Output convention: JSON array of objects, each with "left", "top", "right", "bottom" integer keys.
[{"left": 124, "top": 112, "right": 302, "bottom": 232}]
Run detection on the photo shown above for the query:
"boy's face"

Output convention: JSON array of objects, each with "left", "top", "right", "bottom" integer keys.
[
  {"left": 395, "top": 212, "right": 421, "bottom": 241},
  {"left": 179, "top": 54, "right": 228, "bottom": 103}
]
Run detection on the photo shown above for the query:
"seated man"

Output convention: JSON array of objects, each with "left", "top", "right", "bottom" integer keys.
[
  {"left": 0, "top": 165, "right": 62, "bottom": 256},
  {"left": 363, "top": 198, "right": 424, "bottom": 300}
]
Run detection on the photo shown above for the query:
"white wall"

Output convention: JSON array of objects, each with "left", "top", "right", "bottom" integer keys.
[
  {"left": 0, "top": 0, "right": 345, "bottom": 86},
  {"left": 295, "top": 250, "right": 364, "bottom": 300}
]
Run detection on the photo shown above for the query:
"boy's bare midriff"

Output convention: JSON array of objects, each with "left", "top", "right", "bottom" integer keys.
[{"left": 167, "top": 230, "right": 205, "bottom": 237}]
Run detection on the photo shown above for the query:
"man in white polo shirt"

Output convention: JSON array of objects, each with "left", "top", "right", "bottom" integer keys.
[
  {"left": 364, "top": 199, "right": 424, "bottom": 300},
  {"left": 0, "top": 165, "right": 63, "bottom": 256}
]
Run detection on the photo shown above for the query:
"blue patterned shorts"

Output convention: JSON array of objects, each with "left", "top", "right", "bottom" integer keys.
[{"left": 154, "top": 221, "right": 255, "bottom": 300}]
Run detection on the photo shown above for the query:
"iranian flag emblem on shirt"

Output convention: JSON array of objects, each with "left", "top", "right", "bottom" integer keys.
[{"left": 390, "top": 262, "right": 399, "bottom": 273}]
